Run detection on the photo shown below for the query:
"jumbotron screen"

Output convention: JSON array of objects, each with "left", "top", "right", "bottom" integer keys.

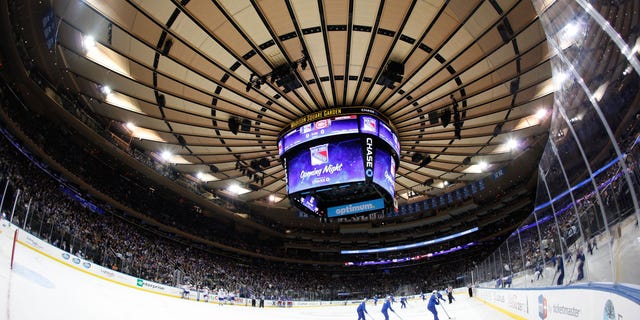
[
  {"left": 279, "top": 108, "right": 400, "bottom": 217},
  {"left": 373, "top": 148, "right": 396, "bottom": 197},
  {"left": 279, "top": 115, "right": 359, "bottom": 155},
  {"left": 286, "top": 138, "right": 365, "bottom": 193}
]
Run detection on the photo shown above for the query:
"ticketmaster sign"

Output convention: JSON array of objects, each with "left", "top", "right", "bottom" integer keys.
[{"left": 327, "top": 198, "right": 384, "bottom": 217}]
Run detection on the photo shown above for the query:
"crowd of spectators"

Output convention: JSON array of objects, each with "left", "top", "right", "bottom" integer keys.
[{"left": 0, "top": 117, "right": 472, "bottom": 300}]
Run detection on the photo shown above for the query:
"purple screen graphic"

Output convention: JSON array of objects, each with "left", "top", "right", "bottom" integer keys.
[
  {"left": 300, "top": 195, "right": 319, "bottom": 213},
  {"left": 378, "top": 122, "right": 400, "bottom": 154},
  {"left": 287, "top": 138, "right": 365, "bottom": 193},
  {"left": 373, "top": 148, "right": 396, "bottom": 197},
  {"left": 360, "top": 116, "right": 378, "bottom": 135},
  {"left": 282, "top": 115, "right": 359, "bottom": 153}
]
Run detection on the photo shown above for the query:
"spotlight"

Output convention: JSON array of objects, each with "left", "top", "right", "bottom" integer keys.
[
  {"left": 376, "top": 61, "right": 404, "bottom": 89},
  {"left": 419, "top": 155, "right": 431, "bottom": 168},
  {"left": 493, "top": 123, "right": 503, "bottom": 137},
  {"left": 176, "top": 134, "right": 186, "bottom": 147},
  {"left": 440, "top": 108, "right": 451, "bottom": 128},
  {"left": 411, "top": 153, "right": 424, "bottom": 163},
  {"left": 228, "top": 117, "right": 239, "bottom": 135},
  {"left": 259, "top": 157, "right": 270, "bottom": 168}
]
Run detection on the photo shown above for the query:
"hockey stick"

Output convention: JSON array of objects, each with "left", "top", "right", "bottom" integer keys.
[
  {"left": 566, "top": 259, "right": 578, "bottom": 285},
  {"left": 440, "top": 303, "right": 454, "bottom": 319},
  {"left": 366, "top": 312, "right": 377, "bottom": 320},
  {"left": 392, "top": 310, "right": 404, "bottom": 320},
  {"left": 550, "top": 269, "right": 558, "bottom": 286}
]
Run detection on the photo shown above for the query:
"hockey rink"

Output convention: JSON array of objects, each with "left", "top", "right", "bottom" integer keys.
[{"left": 0, "top": 225, "right": 515, "bottom": 320}]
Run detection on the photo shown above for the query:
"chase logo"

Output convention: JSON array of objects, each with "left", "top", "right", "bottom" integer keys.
[
  {"left": 538, "top": 294, "right": 547, "bottom": 319},
  {"left": 137, "top": 279, "right": 144, "bottom": 287},
  {"left": 62, "top": 253, "right": 70, "bottom": 260},
  {"left": 310, "top": 144, "right": 329, "bottom": 165}
]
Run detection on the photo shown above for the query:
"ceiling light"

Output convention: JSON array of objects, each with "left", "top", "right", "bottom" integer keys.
[
  {"left": 564, "top": 21, "right": 581, "bottom": 39},
  {"left": 478, "top": 161, "right": 488, "bottom": 171},
  {"left": 101, "top": 85, "right": 111, "bottom": 95},
  {"left": 228, "top": 184, "right": 250, "bottom": 195},
  {"left": 535, "top": 108, "right": 548, "bottom": 120},
  {"left": 553, "top": 72, "right": 568, "bottom": 89},
  {"left": 506, "top": 139, "right": 518, "bottom": 150},
  {"left": 443, "top": 181, "right": 449, "bottom": 186},
  {"left": 126, "top": 122, "right": 135, "bottom": 130},
  {"left": 160, "top": 150, "right": 172, "bottom": 161},
  {"left": 196, "top": 172, "right": 204, "bottom": 180},
  {"left": 82, "top": 35, "right": 96, "bottom": 51}
]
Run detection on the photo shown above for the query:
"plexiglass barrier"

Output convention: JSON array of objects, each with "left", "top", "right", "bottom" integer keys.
[{"left": 471, "top": 0, "right": 640, "bottom": 288}]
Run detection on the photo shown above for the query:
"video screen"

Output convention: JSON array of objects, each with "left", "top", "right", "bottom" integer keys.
[
  {"left": 359, "top": 116, "right": 379, "bottom": 135},
  {"left": 300, "top": 195, "right": 319, "bottom": 213},
  {"left": 281, "top": 115, "right": 359, "bottom": 154},
  {"left": 373, "top": 148, "right": 396, "bottom": 197},
  {"left": 327, "top": 198, "right": 385, "bottom": 218},
  {"left": 287, "top": 138, "right": 365, "bottom": 193},
  {"left": 378, "top": 122, "right": 400, "bottom": 155}
]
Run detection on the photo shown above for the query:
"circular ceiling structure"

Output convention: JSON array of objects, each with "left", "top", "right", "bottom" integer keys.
[{"left": 38, "top": 0, "right": 551, "bottom": 214}]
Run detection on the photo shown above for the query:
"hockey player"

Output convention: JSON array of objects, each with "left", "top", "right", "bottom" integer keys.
[
  {"left": 427, "top": 290, "right": 441, "bottom": 320},
  {"left": 181, "top": 283, "right": 191, "bottom": 299},
  {"left": 373, "top": 296, "right": 379, "bottom": 306},
  {"left": 218, "top": 288, "right": 226, "bottom": 305},
  {"left": 427, "top": 290, "right": 444, "bottom": 320},
  {"left": 381, "top": 296, "right": 395, "bottom": 320},
  {"left": 356, "top": 298, "right": 368, "bottom": 320},
  {"left": 446, "top": 286, "right": 455, "bottom": 303},
  {"left": 400, "top": 296, "right": 407, "bottom": 308},
  {"left": 202, "top": 286, "right": 209, "bottom": 303},
  {"left": 576, "top": 247, "right": 586, "bottom": 281},
  {"left": 556, "top": 255, "right": 565, "bottom": 285}
]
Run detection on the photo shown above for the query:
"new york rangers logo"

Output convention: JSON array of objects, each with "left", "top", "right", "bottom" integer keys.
[
  {"left": 538, "top": 295, "right": 547, "bottom": 319},
  {"left": 310, "top": 144, "right": 329, "bottom": 166},
  {"left": 362, "top": 117, "right": 377, "bottom": 133}
]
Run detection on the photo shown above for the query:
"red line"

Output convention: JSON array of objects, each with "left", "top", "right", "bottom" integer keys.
[{"left": 10, "top": 229, "right": 18, "bottom": 269}]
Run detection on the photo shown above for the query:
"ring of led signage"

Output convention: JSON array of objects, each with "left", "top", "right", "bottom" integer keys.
[{"left": 279, "top": 108, "right": 399, "bottom": 218}]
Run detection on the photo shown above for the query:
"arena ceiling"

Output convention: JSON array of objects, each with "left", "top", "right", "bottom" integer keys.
[{"left": 49, "top": 0, "right": 553, "bottom": 210}]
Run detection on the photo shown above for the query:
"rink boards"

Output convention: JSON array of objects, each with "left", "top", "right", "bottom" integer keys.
[{"left": 3, "top": 220, "right": 640, "bottom": 319}]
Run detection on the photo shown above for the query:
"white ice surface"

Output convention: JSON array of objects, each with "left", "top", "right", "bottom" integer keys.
[{"left": 0, "top": 221, "right": 516, "bottom": 320}]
